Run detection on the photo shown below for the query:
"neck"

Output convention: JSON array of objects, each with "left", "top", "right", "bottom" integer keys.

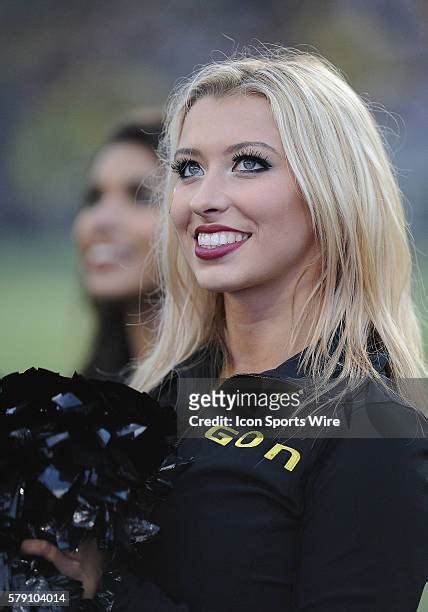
[{"left": 221, "top": 273, "right": 320, "bottom": 377}]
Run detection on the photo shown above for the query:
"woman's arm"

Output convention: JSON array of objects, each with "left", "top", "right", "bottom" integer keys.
[
  {"left": 20, "top": 539, "right": 190, "bottom": 610},
  {"left": 20, "top": 538, "right": 104, "bottom": 599},
  {"left": 295, "top": 436, "right": 427, "bottom": 611}
]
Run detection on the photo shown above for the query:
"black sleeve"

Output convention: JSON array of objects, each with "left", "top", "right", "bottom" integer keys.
[
  {"left": 112, "top": 571, "right": 189, "bottom": 612},
  {"left": 295, "top": 437, "right": 427, "bottom": 611}
]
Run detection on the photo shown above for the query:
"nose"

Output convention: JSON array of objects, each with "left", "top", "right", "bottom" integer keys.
[
  {"left": 85, "top": 196, "right": 126, "bottom": 235},
  {"left": 189, "top": 171, "right": 232, "bottom": 218}
]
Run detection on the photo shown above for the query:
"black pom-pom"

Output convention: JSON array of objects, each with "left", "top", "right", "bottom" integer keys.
[{"left": 0, "top": 368, "right": 184, "bottom": 610}]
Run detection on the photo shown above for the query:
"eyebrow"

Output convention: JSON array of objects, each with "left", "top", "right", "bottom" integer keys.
[
  {"left": 225, "top": 141, "right": 279, "bottom": 155},
  {"left": 174, "top": 141, "right": 279, "bottom": 159}
]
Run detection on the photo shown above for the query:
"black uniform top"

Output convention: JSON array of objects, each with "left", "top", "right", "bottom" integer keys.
[{"left": 112, "top": 346, "right": 427, "bottom": 612}]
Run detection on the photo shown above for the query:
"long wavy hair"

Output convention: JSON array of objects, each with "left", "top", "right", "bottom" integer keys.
[{"left": 130, "top": 48, "right": 426, "bottom": 411}]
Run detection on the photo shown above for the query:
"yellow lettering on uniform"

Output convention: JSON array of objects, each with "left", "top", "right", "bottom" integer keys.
[
  {"left": 235, "top": 431, "right": 264, "bottom": 448},
  {"left": 204, "top": 425, "right": 239, "bottom": 446},
  {"left": 264, "top": 443, "right": 301, "bottom": 471}
]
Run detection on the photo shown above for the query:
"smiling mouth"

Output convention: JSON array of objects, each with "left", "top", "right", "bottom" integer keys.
[
  {"left": 193, "top": 230, "right": 251, "bottom": 260},
  {"left": 196, "top": 231, "right": 251, "bottom": 249},
  {"left": 84, "top": 243, "right": 135, "bottom": 266}
]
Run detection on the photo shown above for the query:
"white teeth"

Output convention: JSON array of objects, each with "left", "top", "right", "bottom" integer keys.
[
  {"left": 85, "top": 243, "right": 133, "bottom": 264},
  {"left": 197, "top": 231, "right": 250, "bottom": 248}
]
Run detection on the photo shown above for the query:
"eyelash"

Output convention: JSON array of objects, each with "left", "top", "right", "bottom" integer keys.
[
  {"left": 231, "top": 148, "right": 271, "bottom": 170},
  {"left": 170, "top": 148, "right": 272, "bottom": 178},
  {"left": 170, "top": 157, "right": 193, "bottom": 177}
]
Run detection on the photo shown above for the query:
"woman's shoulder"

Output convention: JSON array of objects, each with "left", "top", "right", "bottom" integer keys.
[
  {"left": 337, "top": 376, "right": 428, "bottom": 438},
  {"left": 148, "top": 342, "right": 221, "bottom": 408}
]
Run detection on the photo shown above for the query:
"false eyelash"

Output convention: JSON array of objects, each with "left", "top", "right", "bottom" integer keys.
[
  {"left": 231, "top": 148, "right": 271, "bottom": 167},
  {"left": 170, "top": 157, "right": 192, "bottom": 175}
]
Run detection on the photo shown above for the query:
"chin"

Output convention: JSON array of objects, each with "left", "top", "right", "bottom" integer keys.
[
  {"left": 84, "top": 280, "right": 133, "bottom": 302},
  {"left": 195, "top": 272, "right": 250, "bottom": 294}
]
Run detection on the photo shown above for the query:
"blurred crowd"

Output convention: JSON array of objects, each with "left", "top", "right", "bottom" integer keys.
[{"left": 1, "top": 0, "right": 427, "bottom": 373}]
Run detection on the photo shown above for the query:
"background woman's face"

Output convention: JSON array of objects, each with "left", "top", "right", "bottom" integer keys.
[
  {"left": 170, "top": 94, "right": 319, "bottom": 296},
  {"left": 73, "top": 142, "right": 159, "bottom": 301}
]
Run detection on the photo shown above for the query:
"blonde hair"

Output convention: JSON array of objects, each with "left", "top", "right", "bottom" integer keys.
[{"left": 131, "top": 48, "right": 426, "bottom": 412}]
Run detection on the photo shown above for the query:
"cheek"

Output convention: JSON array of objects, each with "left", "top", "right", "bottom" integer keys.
[
  {"left": 170, "top": 190, "right": 190, "bottom": 233},
  {"left": 72, "top": 212, "right": 91, "bottom": 250},
  {"left": 291, "top": 201, "right": 315, "bottom": 248},
  {"left": 269, "top": 184, "right": 312, "bottom": 235},
  {"left": 276, "top": 204, "right": 317, "bottom": 265},
  {"left": 253, "top": 186, "right": 316, "bottom": 260},
  {"left": 127, "top": 209, "right": 160, "bottom": 242}
]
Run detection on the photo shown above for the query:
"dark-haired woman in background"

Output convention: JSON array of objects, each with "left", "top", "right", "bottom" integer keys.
[{"left": 73, "top": 112, "right": 162, "bottom": 380}]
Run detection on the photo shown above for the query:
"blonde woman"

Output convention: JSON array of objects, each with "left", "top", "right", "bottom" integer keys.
[{"left": 23, "top": 49, "right": 427, "bottom": 611}]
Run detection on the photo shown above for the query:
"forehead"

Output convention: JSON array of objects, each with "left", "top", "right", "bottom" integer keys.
[
  {"left": 178, "top": 94, "right": 283, "bottom": 151},
  {"left": 90, "top": 143, "right": 157, "bottom": 180}
]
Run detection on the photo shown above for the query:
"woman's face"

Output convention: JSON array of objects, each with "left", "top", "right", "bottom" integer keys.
[
  {"left": 170, "top": 94, "right": 319, "bottom": 295},
  {"left": 73, "top": 142, "right": 159, "bottom": 301}
]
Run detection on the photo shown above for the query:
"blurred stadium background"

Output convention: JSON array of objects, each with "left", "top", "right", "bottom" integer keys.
[
  {"left": 1, "top": 2, "right": 427, "bottom": 608},
  {"left": 1, "top": 0, "right": 427, "bottom": 371}
]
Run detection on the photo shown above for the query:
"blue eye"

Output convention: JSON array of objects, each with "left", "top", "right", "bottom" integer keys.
[
  {"left": 171, "top": 158, "right": 203, "bottom": 178},
  {"left": 232, "top": 149, "right": 271, "bottom": 173},
  {"left": 184, "top": 161, "right": 203, "bottom": 177},
  {"left": 233, "top": 158, "right": 265, "bottom": 172},
  {"left": 171, "top": 149, "right": 271, "bottom": 179}
]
